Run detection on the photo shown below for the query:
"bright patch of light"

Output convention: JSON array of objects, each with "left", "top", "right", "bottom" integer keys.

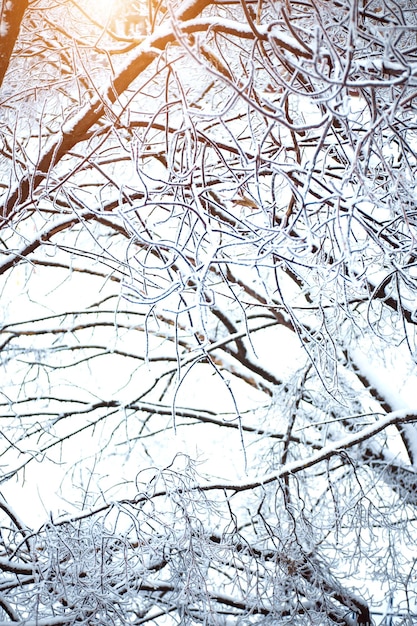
[{"left": 85, "top": 0, "right": 118, "bottom": 22}]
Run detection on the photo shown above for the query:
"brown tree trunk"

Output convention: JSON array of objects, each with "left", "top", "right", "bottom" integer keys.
[{"left": 0, "top": 0, "right": 28, "bottom": 87}]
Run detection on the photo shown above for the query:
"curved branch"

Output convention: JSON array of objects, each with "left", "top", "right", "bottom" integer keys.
[{"left": 1, "top": 1, "right": 216, "bottom": 219}]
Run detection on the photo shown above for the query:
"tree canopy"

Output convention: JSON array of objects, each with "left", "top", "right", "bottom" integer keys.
[{"left": 0, "top": 0, "right": 417, "bottom": 624}]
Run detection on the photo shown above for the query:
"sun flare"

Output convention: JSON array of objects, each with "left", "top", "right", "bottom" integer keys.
[
  {"left": 86, "top": 0, "right": 118, "bottom": 22},
  {"left": 83, "top": 0, "right": 148, "bottom": 37}
]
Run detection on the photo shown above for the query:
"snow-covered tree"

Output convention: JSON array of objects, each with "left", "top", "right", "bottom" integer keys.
[{"left": 0, "top": 0, "right": 417, "bottom": 623}]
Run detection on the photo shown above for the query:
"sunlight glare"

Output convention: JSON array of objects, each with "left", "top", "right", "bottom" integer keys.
[
  {"left": 86, "top": 0, "right": 119, "bottom": 23},
  {"left": 83, "top": 0, "right": 147, "bottom": 36}
]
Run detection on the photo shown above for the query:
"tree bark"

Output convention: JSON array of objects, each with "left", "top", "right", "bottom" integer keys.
[{"left": 0, "top": 0, "right": 28, "bottom": 88}]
